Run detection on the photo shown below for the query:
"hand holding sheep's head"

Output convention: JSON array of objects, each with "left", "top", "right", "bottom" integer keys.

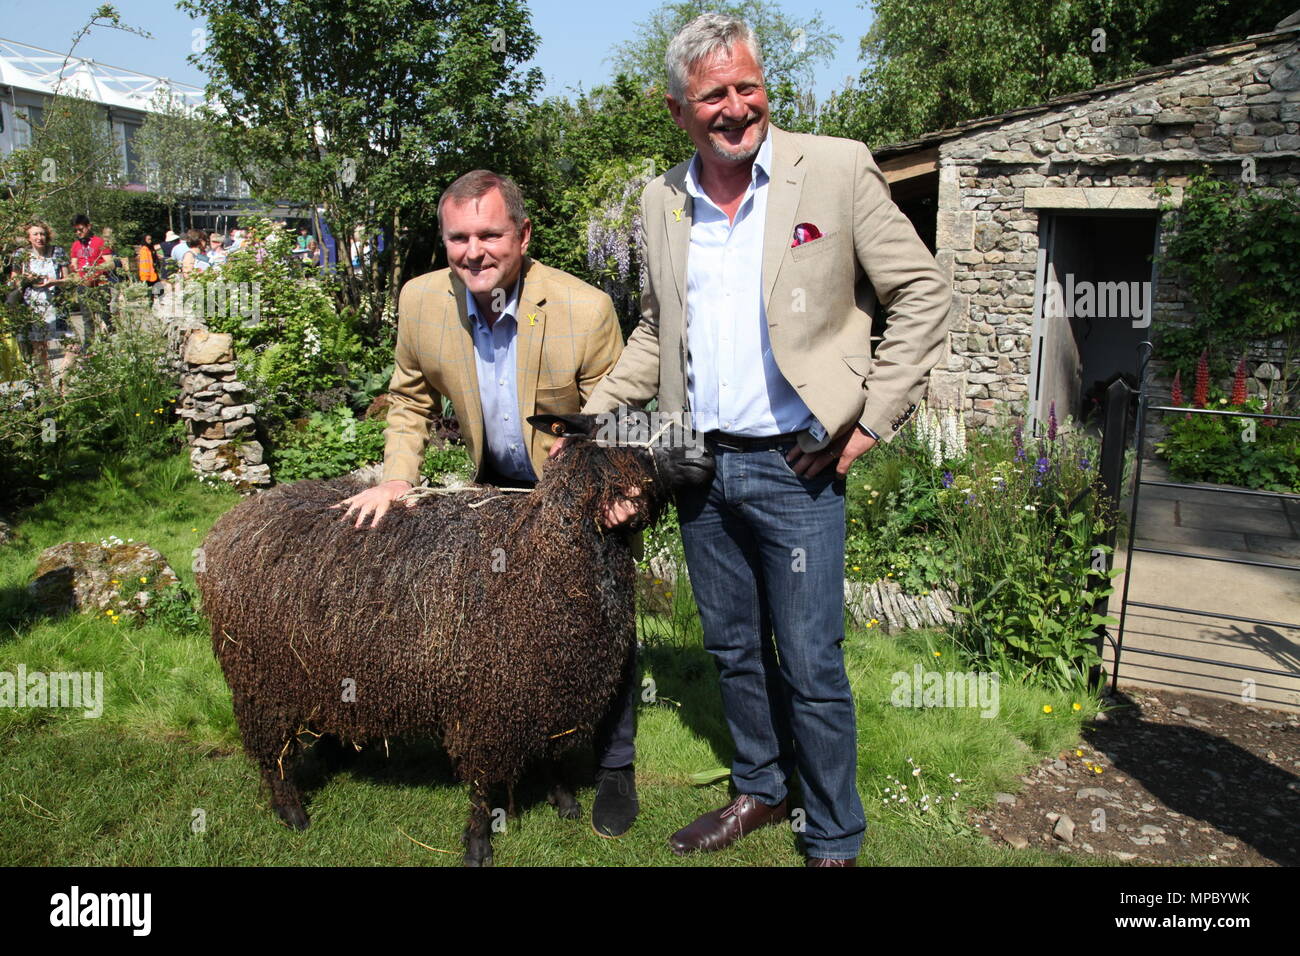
[{"left": 529, "top": 409, "right": 715, "bottom": 530}]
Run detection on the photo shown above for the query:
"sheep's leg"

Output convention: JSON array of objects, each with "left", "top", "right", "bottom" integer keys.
[
  {"left": 263, "top": 750, "right": 309, "bottom": 830},
  {"left": 462, "top": 781, "right": 494, "bottom": 867},
  {"left": 233, "top": 694, "right": 309, "bottom": 830},
  {"left": 543, "top": 760, "right": 581, "bottom": 820}
]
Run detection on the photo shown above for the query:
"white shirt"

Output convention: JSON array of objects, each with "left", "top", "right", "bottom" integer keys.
[{"left": 682, "top": 131, "right": 820, "bottom": 438}]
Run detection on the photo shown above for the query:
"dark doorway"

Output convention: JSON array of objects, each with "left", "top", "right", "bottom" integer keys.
[{"left": 1030, "top": 212, "right": 1159, "bottom": 432}]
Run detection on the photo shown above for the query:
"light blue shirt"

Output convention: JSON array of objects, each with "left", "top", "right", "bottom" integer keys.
[
  {"left": 683, "top": 130, "right": 822, "bottom": 440},
  {"left": 467, "top": 281, "right": 536, "bottom": 482}
]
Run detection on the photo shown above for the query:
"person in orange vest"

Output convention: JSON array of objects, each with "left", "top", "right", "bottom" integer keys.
[{"left": 137, "top": 233, "right": 159, "bottom": 286}]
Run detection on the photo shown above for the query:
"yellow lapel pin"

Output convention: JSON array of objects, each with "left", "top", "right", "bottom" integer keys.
[
  {"left": 672, "top": 208, "right": 683, "bottom": 222},
  {"left": 526, "top": 312, "right": 538, "bottom": 326}
]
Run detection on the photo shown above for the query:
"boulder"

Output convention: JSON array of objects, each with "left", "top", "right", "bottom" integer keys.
[
  {"left": 29, "top": 541, "right": 179, "bottom": 618},
  {"left": 183, "top": 329, "right": 234, "bottom": 366}
]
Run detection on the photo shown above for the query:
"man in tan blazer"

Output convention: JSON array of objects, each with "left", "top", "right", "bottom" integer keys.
[
  {"left": 579, "top": 14, "right": 951, "bottom": 865},
  {"left": 336, "top": 171, "right": 640, "bottom": 837}
]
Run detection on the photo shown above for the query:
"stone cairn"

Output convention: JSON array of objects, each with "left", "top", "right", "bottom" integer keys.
[{"left": 177, "top": 329, "right": 270, "bottom": 491}]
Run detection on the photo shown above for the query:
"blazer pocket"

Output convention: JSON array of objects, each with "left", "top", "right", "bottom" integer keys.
[
  {"left": 534, "top": 381, "right": 579, "bottom": 414},
  {"left": 789, "top": 230, "right": 840, "bottom": 262}
]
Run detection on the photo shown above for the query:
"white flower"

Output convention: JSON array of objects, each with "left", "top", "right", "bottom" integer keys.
[{"left": 1024, "top": 504, "right": 1036, "bottom": 512}]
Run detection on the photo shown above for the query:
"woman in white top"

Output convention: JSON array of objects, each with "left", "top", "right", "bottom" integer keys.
[{"left": 8, "top": 221, "right": 72, "bottom": 378}]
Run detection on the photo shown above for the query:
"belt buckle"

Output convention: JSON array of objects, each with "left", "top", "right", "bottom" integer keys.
[{"left": 706, "top": 432, "right": 745, "bottom": 453}]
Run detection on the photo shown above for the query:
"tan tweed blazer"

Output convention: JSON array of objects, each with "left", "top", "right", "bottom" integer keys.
[
  {"left": 583, "top": 125, "right": 952, "bottom": 449},
  {"left": 381, "top": 258, "right": 623, "bottom": 484}
]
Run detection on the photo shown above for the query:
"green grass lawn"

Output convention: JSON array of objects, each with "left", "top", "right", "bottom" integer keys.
[{"left": 0, "top": 452, "right": 1103, "bottom": 866}]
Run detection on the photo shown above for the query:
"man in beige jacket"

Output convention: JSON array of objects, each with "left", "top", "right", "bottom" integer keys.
[
  {"left": 335, "top": 170, "right": 641, "bottom": 837},
  {"left": 579, "top": 15, "right": 952, "bottom": 865}
]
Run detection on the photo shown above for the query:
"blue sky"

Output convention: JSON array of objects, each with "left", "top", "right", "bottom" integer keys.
[{"left": 3, "top": 0, "right": 875, "bottom": 101}]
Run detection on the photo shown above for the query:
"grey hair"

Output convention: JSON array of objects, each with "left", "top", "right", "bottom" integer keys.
[{"left": 665, "top": 13, "right": 764, "bottom": 102}]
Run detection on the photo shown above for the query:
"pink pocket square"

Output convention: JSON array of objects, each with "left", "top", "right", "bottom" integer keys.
[{"left": 791, "top": 222, "right": 823, "bottom": 247}]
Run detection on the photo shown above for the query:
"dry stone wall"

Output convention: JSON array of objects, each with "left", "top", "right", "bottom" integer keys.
[{"left": 177, "top": 329, "right": 270, "bottom": 491}]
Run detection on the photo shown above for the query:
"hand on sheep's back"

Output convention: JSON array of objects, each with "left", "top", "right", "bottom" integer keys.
[
  {"left": 549, "top": 436, "right": 640, "bottom": 529},
  {"left": 330, "top": 479, "right": 416, "bottom": 528}
]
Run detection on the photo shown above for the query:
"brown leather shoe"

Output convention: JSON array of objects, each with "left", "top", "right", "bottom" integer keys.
[
  {"left": 806, "top": 856, "right": 857, "bottom": 867},
  {"left": 669, "top": 794, "right": 788, "bottom": 855}
]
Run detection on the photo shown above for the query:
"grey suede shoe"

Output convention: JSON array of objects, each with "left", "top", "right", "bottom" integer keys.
[{"left": 592, "top": 765, "right": 638, "bottom": 837}]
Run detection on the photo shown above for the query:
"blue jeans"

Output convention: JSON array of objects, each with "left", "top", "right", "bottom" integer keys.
[{"left": 677, "top": 443, "right": 865, "bottom": 859}]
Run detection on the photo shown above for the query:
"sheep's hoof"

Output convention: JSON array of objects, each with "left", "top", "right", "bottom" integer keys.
[
  {"left": 547, "top": 786, "right": 582, "bottom": 820},
  {"left": 275, "top": 805, "right": 310, "bottom": 830},
  {"left": 553, "top": 798, "right": 582, "bottom": 820}
]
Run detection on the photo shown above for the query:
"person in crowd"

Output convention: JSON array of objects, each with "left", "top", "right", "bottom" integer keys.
[
  {"left": 69, "top": 214, "right": 114, "bottom": 340},
  {"left": 138, "top": 233, "right": 160, "bottom": 287},
  {"left": 9, "top": 220, "right": 73, "bottom": 379},
  {"left": 180, "top": 229, "right": 209, "bottom": 278},
  {"left": 207, "top": 233, "right": 228, "bottom": 270}
]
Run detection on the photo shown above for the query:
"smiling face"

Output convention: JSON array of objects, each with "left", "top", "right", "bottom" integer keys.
[
  {"left": 440, "top": 187, "right": 531, "bottom": 315},
  {"left": 26, "top": 225, "right": 49, "bottom": 250},
  {"left": 667, "top": 41, "right": 769, "bottom": 166}
]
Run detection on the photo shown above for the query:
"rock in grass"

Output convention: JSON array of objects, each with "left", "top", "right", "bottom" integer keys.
[{"left": 29, "top": 541, "right": 179, "bottom": 618}]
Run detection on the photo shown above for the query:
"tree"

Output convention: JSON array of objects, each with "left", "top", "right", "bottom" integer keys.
[
  {"left": 0, "top": 4, "right": 147, "bottom": 249},
  {"left": 822, "top": 0, "right": 1298, "bottom": 148},
  {"left": 610, "top": 0, "right": 841, "bottom": 131},
  {"left": 132, "top": 88, "right": 234, "bottom": 231},
  {"left": 179, "top": 0, "right": 543, "bottom": 329}
]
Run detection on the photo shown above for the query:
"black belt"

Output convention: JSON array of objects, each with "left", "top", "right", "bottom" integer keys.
[{"left": 703, "top": 431, "right": 800, "bottom": 452}]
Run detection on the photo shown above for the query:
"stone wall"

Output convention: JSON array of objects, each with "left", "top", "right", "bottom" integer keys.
[
  {"left": 177, "top": 329, "right": 270, "bottom": 491},
  {"left": 922, "top": 30, "right": 1300, "bottom": 433}
]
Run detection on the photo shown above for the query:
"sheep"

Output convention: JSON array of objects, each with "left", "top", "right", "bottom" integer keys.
[{"left": 196, "top": 410, "right": 713, "bottom": 866}]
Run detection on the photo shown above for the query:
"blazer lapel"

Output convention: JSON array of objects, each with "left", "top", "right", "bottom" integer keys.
[
  {"left": 762, "top": 126, "right": 806, "bottom": 311},
  {"left": 663, "top": 187, "right": 692, "bottom": 307},
  {"left": 448, "top": 274, "right": 485, "bottom": 466},
  {"left": 515, "top": 259, "right": 546, "bottom": 433}
]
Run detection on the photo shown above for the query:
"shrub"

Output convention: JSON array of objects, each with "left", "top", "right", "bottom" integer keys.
[
  {"left": 270, "top": 406, "right": 387, "bottom": 482},
  {"left": 939, "top": 422, "right": 1118, "bottom": 689},
  {"left": 189, "top": 218, "right": 363, "bottom": 429}
]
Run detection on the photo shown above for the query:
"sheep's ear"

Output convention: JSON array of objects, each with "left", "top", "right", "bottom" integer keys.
[{"left": 528, "top": 414, "right": 595, "bottom": 438}]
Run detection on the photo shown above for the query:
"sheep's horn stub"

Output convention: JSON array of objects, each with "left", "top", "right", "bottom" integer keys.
[{"left": 528, "top": 413, "right": 597, "bottom": 438}]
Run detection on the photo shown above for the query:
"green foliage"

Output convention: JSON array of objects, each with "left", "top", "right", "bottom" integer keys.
[
  {"left": 270, "top": 406, "right": 386, "bottom": 482},
  {"left": 421, "top": 441, "right": 473, "bottom": 482},
  {"left": 522, "top": 76, "right": 690, "bottom": 281},
  {"left": 180, "top": 0, "right": 544, "bottom": 326},
  {"left": 939, "top": 428, "right": 1117, "bottom": 690},
  {"left": 1156, "top": 174, "right": 1300, "bottom": 403},
  {"left": 844, "top": 431, "right": 952, "bottom": 592},
  {"left": 1156, "top": 400, "right": 1300, "bottom": 494},
  {"left": 132, "top": 88, "right": 235, "bottom": 216},
  {"left": 191, "top": 218, "right": 361, "bottom": 428},
  {"left": 0, "top": 311, "right": 181, "bottom": 506},
  {"left": 822, "top": 0, "right": 1297, "bottom": 147}
]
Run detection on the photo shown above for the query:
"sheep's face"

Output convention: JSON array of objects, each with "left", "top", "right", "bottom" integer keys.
[{"left": 529, "top": 409, "right": 715, "bottom": 526}]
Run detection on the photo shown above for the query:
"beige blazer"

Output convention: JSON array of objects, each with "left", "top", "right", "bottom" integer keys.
[
  {"left": 381, "top": 258, "right": 623, "bottom": 484},
  {"left": 583, "top": 125, "right": 952, "bottom": 448}
]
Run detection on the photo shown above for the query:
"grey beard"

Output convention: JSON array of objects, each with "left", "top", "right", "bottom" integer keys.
[{"left": 707, "top": 119, "right": 765, "bottom": 162}]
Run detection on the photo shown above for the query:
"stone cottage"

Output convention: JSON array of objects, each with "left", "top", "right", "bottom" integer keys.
[{"left": 873, "top": 11, "right": 1300, "bottom": 433}]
